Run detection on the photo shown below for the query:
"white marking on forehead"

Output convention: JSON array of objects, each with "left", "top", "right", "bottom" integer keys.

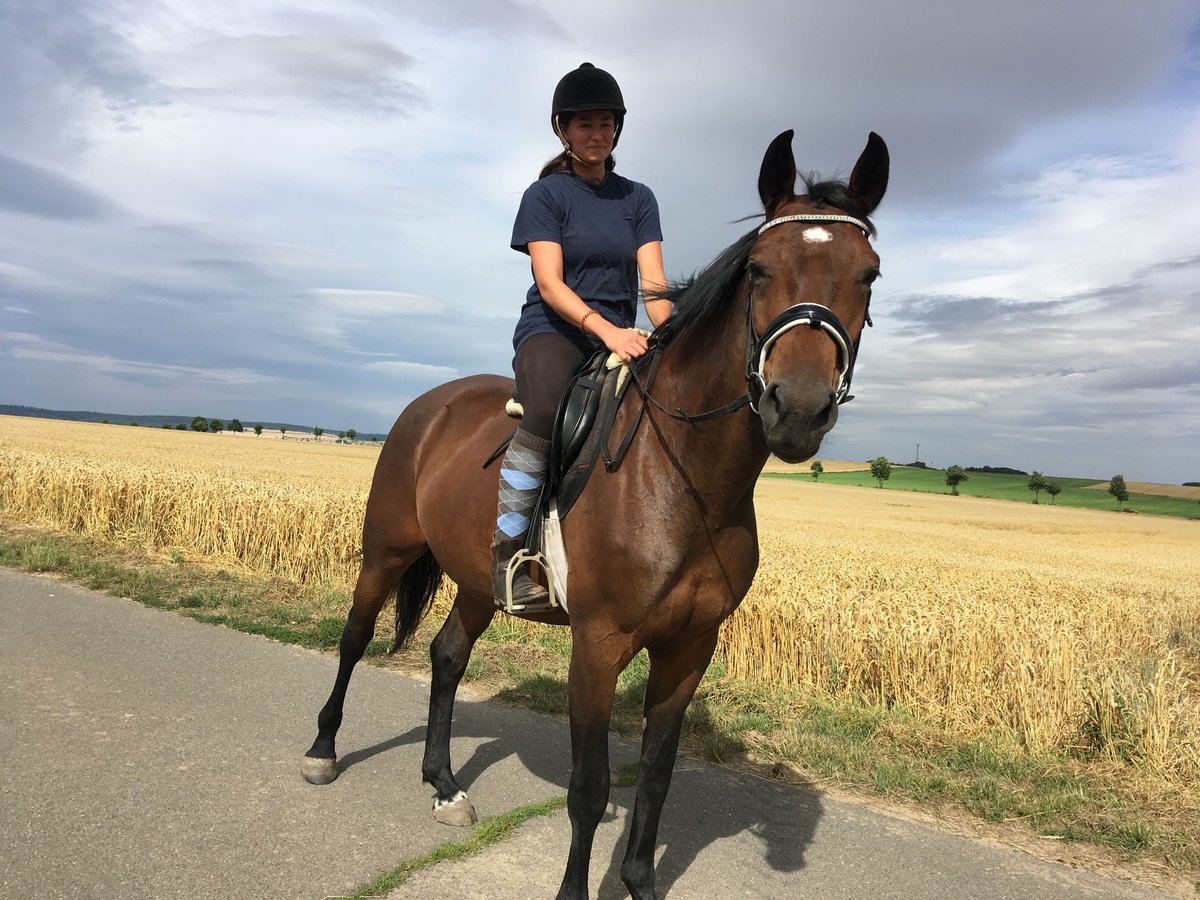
[{"left": 803, "top": 227, "right": 833, "bottom": 243}]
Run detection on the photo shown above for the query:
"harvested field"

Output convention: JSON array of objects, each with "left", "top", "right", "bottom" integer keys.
[{"left": 761, "top": 456, "right": 868, "bottom": 474}]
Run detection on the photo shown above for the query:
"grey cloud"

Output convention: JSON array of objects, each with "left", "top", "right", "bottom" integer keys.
[
  {"left": 177, "top": 33, "right": 419, "bottom": 114},
  {"left": 1132, "top": 254, "right": 1200, "bottom": 278},
  {"left": 0, "top": 154, "right": 115, "bottom": 220},
  {"left": 887, "top": 295, "right": 1065, "bottom": 337},
  {"left": 3, "top": 0, "right": 152, "bottom": 104},
  {"left": 620, "top": 0, "right": 1198, "bottom": 217},
  {"left": 0, "top": 1, "right": 161, "bottom": 158}
]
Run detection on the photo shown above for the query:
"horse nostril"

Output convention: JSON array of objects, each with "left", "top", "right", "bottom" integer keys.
[
  {"left": 814, "top": 394, "right": 835, "bottom": 429},
  {"left": 763, "top": 382, "right": 784, "bottom": 416}
]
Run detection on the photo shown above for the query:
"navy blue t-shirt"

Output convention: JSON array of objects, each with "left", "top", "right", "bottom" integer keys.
[{"left": 510, "top": 171, "right": 662, "bottom": 353}]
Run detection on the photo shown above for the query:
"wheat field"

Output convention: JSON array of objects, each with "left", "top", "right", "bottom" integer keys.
[{"left": 2, "top": 415, "right": 1197, "bottom": 784}]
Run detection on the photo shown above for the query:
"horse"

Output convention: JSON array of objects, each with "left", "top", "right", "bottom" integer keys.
[{"left": 302, "top": 128, "right": 888, "bottom": 900}]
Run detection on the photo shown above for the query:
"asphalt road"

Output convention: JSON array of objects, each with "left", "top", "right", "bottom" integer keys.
[{"left": 0, "top": 568, "right": 1179, "bottom": 899}]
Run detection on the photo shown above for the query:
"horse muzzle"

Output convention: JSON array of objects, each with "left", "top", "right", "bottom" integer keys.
[{"left": 758, "top": 378, "right": 839, "bottom": 462}]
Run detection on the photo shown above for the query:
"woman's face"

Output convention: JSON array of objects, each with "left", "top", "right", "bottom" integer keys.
[{"left": 563, "top": 110, "right": 616, "bottom": 166}]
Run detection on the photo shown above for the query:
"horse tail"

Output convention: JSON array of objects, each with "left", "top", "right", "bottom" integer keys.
[{"left": 390, "top": 550, "right": 444, "bottom": 653}]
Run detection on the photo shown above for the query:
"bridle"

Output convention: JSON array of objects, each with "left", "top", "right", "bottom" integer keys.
[
  {"left": 607, "top": 211, "right": 874, "bottom": 469},
  {"left": 630, "top": 212, "right": 873, "bottom": 418},
  {"left": 746, "top": 212, "right": 873, "bottom": 413}
]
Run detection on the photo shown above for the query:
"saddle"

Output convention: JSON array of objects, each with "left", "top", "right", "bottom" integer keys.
[{"left": 483, "top": 344, "right": 644, "bottom": 613}]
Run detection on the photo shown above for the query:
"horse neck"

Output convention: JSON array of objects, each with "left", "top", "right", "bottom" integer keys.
[{"left": 650, "top": 281, "right": 770, "bottom": 504}]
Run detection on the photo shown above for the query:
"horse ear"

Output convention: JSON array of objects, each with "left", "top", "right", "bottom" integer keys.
[
  {"left": 758, "top": 130, "right": 797, "bottom": 218},
  {"left": 847, "top": 132, "right": 889, "bottom": 214}
]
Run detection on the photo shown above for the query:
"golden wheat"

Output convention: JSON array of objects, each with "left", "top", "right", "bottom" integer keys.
[{"left": 2, "top": 415, "right": 1197, "bottom": 784}]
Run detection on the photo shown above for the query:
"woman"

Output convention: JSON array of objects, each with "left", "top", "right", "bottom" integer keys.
[{"left": 493, "top": 62, "right": 671, "bottom": 607}]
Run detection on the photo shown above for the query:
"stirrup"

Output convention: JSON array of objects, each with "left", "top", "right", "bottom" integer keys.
[{"left": 500, "top": 549, "right": 560, "bottom": 614}]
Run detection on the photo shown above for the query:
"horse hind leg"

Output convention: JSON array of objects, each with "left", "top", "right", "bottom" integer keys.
[
  {"left": 422, "top": 589, "right": 495, "bottom": 826},
  {"left": 301, "top": 548, "right": 438, "bottom": 784}
]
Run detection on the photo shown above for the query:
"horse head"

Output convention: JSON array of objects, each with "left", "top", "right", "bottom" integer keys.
[{"left": 750, "top": 129, "right": 889, "bottom": 462}]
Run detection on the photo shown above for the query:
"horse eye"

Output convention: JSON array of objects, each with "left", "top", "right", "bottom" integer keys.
[
  {"left": 747, "top": 259, "right": 767, "bottom": 281},
  {"left": 863, "top": 268, "right": 881, "bottom": 286}
]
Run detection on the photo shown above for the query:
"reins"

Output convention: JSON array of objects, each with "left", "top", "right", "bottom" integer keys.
[{"left": 606, "top": 212, "right": 874, "bottom": 469}]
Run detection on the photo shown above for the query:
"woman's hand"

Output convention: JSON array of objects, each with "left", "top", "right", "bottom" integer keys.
[{"left": 598, "top": 323, "right": 649, "bottom": 364}]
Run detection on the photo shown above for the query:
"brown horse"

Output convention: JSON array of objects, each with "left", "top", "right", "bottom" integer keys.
[{"left": 302, "top": 129, "right": 888, "bottom": 900}]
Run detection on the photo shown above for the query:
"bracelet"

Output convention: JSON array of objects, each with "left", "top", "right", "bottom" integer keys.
[{"left": 579, "top": 310, "right": 597, "bottom": 333}]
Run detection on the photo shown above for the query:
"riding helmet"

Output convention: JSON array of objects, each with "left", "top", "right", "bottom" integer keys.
[{"left": 551, "top": 63, "right": 625, "bottom": 145}]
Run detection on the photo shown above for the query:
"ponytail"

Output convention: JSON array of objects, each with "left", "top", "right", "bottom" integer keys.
[{"left": 537, "top": 151, "right": 616, "bottom": 180}]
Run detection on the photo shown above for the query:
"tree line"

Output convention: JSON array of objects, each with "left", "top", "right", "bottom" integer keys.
[
  {"left": 807, "top": 457, "right": 1137, "bottom": 509},
  {"left": 139, "top": 417, "right": 364, "bottom": 442}
]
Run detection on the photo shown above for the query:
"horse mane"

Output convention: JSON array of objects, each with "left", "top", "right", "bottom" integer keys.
[{"left": 653, "top": 175, "right": 876, "bottom": 346}]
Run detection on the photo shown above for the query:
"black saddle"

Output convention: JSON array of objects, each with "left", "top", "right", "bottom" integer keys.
[{"left": 484, "top": 349, "right": 635, "bottom": 548}]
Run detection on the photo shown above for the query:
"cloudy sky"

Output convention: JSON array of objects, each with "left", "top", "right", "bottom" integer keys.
[{"left": 2, "top": 0, "right": 1198, "bottom": 483}]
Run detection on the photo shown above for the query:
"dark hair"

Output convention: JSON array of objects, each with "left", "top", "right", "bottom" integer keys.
[{"left": 538, "top": 111, "right": 617, "bottom": 179}]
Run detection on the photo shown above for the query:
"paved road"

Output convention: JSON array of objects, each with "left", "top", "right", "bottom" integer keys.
[{"left": 0, "top": 568, "right": 1179, "bottom": 899}]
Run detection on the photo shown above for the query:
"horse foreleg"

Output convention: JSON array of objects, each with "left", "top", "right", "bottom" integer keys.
[
  {"left": 557, "top": 640, "right": 625, "bottom": 900},
  {"left": 301, "top": 559, "right": 402, "bottom": 784},
  {"left": 421, "top": 591, "right": 495, "bottom": 826},
  {"left": 620, "top": 630, "right": 721, "bottom": 900}
]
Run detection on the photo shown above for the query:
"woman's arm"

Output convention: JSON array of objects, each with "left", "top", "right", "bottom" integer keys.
[
  {"left": 528, "top": 241, "right": 649, "bottom": 362},
  {"left": 636, "top": 241, "right": 671, "bottom": 328}
]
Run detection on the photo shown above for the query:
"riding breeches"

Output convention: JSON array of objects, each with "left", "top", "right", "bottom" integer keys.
[{"left": 513, "top": 332, "right": 595, "bottom": 441}]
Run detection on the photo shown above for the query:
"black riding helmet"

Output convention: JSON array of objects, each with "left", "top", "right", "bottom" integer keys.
[{"left": 551, "top": 62, "right": 625, "bottom": 148}]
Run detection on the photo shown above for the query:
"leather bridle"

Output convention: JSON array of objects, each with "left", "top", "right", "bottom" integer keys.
[
  {"left": 745, "top": 212, "right": 873, "bottom": 412},
  {"left": 609, "top": 211, "right": 875, "bottom": 469}
]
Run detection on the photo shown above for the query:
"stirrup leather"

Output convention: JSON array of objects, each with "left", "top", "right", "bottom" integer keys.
[{"left": 500, "top": 549, "right": 560, "bottom": 614}]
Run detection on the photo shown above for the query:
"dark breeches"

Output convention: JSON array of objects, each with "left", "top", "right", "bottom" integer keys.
[{"left": 514, "top": 331, "right": 595, "bottom": 440}]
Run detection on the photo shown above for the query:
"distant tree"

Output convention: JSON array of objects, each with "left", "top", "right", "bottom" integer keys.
[
  {"left": 129, "top": 422, "right": 138, "bottom": 427},
  {"left": 254, "top": 423, "right": 263, "bottom": 436},
  {"left": 967, "top": 466, "right": 1028, "bottom": 476},
  {"left": 161, "top": 424, "right": 171, "bottom": 429},
  {"left": 279, "top": 426, "right": 287, "bottom": 435},
  {"left": 870, "top": 456, "right": 891, "bottom": 488},
  {"left": 1027, "top": 471, "right": 1048, "bottom": 504},
  {"left": 1108, "top": 474, "right": 1129, "bottom": 510},
  {"left": 101, "top": 419, "right": 109, "bottom": 424},
  {"left": 229, "top": 418, "right": 244, "bottom": 433},
  {"left": 1184, "top": 481, "right": 1200, "bottom": 488},
  {"left": 191, "top": 416, "right": 209, "bottom": 433},
  {"left": 1046, "top": 482, "right": 1062, "bottom": 504},
  {"left": 313, "top": 426, "right": 324, "bottom": 439},
  {"left": 209, "top": 419, "right": 224, "bottom": 433},
  {"left": 346, "top": 428, "right": 357, "bottom": 442},
  {"left": 945, "top": 464, "right": 968, "bottom": 495},
  {"left": 810, "top": 460, "right": 824, "bottom": 481},
  {"left": 175, "top": 424, "right": 186, "bottom": 431}
]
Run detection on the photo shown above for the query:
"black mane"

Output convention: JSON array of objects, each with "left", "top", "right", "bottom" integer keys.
[{"left": 653, "top": 174, "right": 875, "bottom": 346}]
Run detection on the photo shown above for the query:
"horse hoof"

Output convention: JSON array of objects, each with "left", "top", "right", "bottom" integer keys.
[
  {"left": 432, "top": 791, "right": 478, "bottom": 826},
  {"left": 301, "top": 755, "right": 338, "bottom": 785}
]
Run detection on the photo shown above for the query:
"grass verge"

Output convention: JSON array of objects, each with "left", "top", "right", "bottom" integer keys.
[{"left": 2, "top": 517, "right": 1196, "bottom": 889}]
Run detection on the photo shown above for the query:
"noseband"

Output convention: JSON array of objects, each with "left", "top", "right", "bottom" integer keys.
[{"left": 746, "top": 213, "right": 873, "bottom": 412}]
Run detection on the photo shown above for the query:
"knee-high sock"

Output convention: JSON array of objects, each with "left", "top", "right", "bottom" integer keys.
[{"left": 496, "top": 429, "right": 550, "bottom": 539}]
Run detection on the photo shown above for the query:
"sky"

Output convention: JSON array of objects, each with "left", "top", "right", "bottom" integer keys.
[{"left": 1, "top": 0, "right": 1198, "bottom": 484}]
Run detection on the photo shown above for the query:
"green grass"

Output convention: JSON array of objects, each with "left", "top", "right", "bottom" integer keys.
[
  {"left": 769, "top": 467, "right": 1200, "bottom": 519},
  {"left": 350, "top": 796, "right": 567, "bottom": 898},
  {"left": 2, "top": 519, "right": 1196, "bottom": 878}
]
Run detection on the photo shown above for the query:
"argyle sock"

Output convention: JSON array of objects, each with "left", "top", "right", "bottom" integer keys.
[{"left": 496, "top": 429, "right": 550, "bottom": 540}]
